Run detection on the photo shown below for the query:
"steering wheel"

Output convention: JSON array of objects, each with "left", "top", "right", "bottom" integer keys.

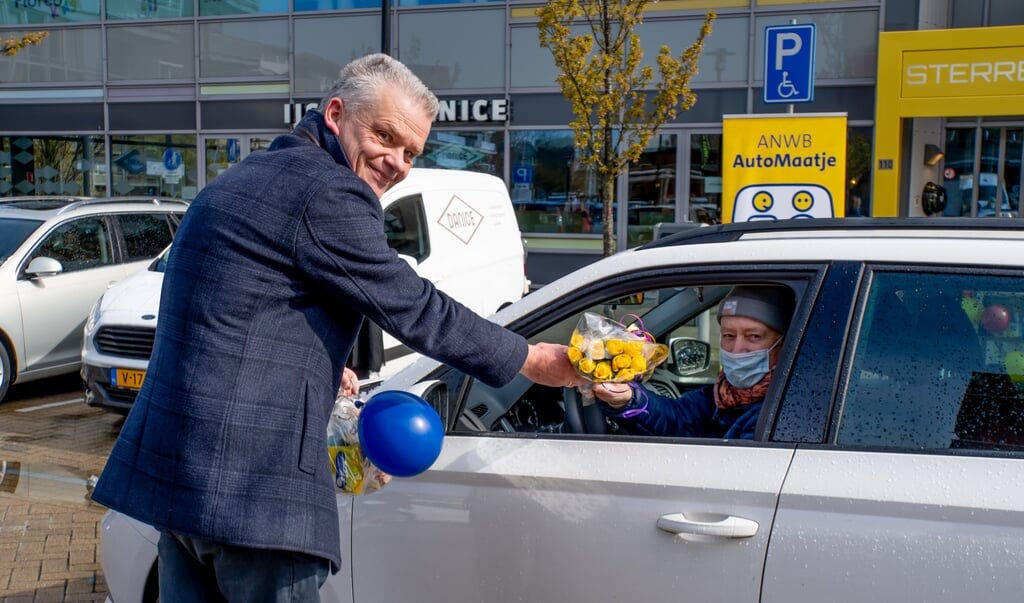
[{"left": 562, "top": 387, "right": 609, "bottom": 434}]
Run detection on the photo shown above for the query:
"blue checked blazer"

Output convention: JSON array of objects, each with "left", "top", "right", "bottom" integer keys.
[{"left": 92, "top": 111, "right": 528, "bottom": 571}]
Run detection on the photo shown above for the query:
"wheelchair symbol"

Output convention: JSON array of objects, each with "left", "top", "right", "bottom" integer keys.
[{"left": 777, "top": 71, "right": 798, "bottom": 99}]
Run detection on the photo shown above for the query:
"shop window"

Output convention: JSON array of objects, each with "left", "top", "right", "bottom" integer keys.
[
  {"left": 416, "top": 130, "right": 503, "bottom": 177},
  {"left": 509, "top": 130, "right": 596, "bottom": 236},
  {"left": 109, "top": 135, "right": 197, "bottom": 200},
  {"left": 0, "top": 0, "right": 100, "bottom": 24},
  {"left": 627, "top": 134, "right": 678, "bottom": 249},
  {"left": 0, "top": 136, "right": 106, "bottom": 197}
]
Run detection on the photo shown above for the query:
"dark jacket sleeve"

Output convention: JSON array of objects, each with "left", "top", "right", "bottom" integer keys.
[{"left": 601, "top": 385, "right": 717, "bottom": 437}]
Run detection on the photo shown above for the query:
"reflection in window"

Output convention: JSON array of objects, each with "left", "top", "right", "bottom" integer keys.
[
  {"left": 107, "top": 25, "right": 195, "bottom": 80},
  {"left": 383, "top": 194, "right": 429, "bottom": 262},
  {"left": 755, "top": 11, "right": 878, "bottom": 81},
  {"left": 397, "top": 8, "right": 504, "bottom": 89},
  {"left": 0, "top": 28, "right": 102, "bottom": 83},
  {"left": 509, "top": 130, "right": 596, "bottom": 235},
  {"left": 198, "top": 0, "right": 287, "bottom": 16},
  {"left": 32, "top": 218, "right": 112, "bottom": 273},
  {"left": 416, "top": 130, "right": 502, "bottom": 176},
  {"left": 640, "top": 17, "right": 748, "bottom": 84},
  {"left": 115, "top": 213, "right": 179, "bottom": 262},
  {"left": 294, "top": 0, "right": 377, "bottom": 9},
  {"left": 840, "top": 271, "right": 1024, "bottom": 452},
  {"left": 199, "top": 20, "right": 289, "bottom": 78},
  {"left": 0, "top": 0, "right": 101, "bottom": 24},
  {"left": 106, "top": 0, "right": 193, "bottom": 19},
  {"left": 294, "top": 15, "right": 378, "bottom": 94},
  {"left": 0, "top": 136, "right": 106, "bottom": 197},
  {"left": 626, "top": 134, "right": 677, "bottom": 248},
  {"left": 110, "top": 135, "right": 197, "bottom": 199}
]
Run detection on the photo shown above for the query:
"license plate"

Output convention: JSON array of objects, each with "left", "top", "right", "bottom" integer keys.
[{"left": 112, "top": 368, "right": 146, "bottom": 390}]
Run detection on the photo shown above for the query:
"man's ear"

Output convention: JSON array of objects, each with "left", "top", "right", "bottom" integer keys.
[{"left": 323, "top": 97, "right": 344, "bottom": 135}]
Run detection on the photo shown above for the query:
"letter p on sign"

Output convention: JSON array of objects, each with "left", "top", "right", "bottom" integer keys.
[{"left": 775, "top": 33, "right": 802, "bottom": 71}]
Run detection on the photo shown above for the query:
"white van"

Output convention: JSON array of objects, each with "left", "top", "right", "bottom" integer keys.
[{"left": 81, "top": 168, "right": 529, "bottom": 411}]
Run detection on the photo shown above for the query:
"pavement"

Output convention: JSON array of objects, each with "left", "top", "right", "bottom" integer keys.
[{"left": 0, "top": 375, "right": 122, "bottom": 602}]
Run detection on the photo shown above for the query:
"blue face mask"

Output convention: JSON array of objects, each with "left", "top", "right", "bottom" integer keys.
[{"left": 720, "top": 339, "right": 781, "bottom": 388}]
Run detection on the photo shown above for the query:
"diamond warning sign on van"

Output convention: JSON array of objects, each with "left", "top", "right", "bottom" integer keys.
[{"left": 438, "top": 194, "right": 484, "bottom": 244}]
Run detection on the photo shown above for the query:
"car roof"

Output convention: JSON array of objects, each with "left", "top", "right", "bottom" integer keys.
[
  {"left": 0, "top": 196, "right": 189, "bottom": 221},
  {"left": 643, "top": 217, "right": 1024, "bottom": 249}
]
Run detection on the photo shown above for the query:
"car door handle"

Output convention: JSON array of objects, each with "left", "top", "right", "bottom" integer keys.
[{"left": 656, "top": 513, "right": 759, "bottom": 538}]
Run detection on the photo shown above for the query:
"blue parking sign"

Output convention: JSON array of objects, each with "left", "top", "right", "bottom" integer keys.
[{"left": 764, "top": 24, "right": 816, "bottom": 104}]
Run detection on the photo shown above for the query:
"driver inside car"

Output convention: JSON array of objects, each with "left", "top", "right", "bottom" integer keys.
[{"left": 592, "top": 285, "right": 795, "bottom": 439}]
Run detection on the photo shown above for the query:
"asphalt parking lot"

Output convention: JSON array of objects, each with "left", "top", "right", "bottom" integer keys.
[{"left": 0, "top": 374, "right": 122, "bottom": 602}]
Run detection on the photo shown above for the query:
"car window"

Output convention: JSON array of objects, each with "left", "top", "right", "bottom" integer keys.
[
  {"left": 452, "top": 280, "right": 796, "bottom": 439},
  {"left": 839, "top": 270, "right": 1024, "bottom": 452},
  {"left": 0, "top": 217, "right": 43, "bottom": 265},
  {"left": 115, "top": 213, "right": 178, "bottom": 262},
  {"left": 383, "top": 194, "right": 429, "bottom": 262},
  {"left": 29, "top": 217, "right": 113, "bottom": 273}
]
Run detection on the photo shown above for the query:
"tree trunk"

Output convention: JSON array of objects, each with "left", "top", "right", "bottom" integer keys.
[{"left": 601, "top": 175, "right": 616, "bottom": 256}]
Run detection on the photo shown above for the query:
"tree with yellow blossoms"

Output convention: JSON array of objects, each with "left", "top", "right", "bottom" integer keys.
[{"left": 537, "top": 2, "right": 714, "bottom": 256}]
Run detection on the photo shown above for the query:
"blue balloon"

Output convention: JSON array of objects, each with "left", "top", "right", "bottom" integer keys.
[{"left": 358, "top": 390, "right": 444, "bottom": 478}]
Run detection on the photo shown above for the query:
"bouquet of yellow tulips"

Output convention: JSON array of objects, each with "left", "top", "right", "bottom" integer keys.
[{"left": 567, "top": 313, "right": 669, "bottom": 402}]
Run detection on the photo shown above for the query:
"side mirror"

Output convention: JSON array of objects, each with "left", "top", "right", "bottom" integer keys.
[
  {"left": 670, "top": 337, "right": 711, "bottom": 376},
  {"left": 25, "top": 256, "right": 63, "bottom": 278}
]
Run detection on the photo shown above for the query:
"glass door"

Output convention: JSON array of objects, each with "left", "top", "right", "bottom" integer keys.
[
  {"left": 201, "top": 134, "right": 278, "bottom": 188},
  {"left": 943, "top": 126, "right": 1023, "bottom": 218}
]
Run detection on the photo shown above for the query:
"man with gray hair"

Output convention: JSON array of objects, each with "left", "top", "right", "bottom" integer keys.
[{"left": 92, "top": 53, "right": 575, "bottom": 601}]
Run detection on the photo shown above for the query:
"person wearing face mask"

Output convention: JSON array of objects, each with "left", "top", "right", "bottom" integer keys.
[
  {"left": 91, "top": 53, "right": 576, "bottom": 602},
  {"left": 593, "top": 285, "right": 795, "bottom": 439}
]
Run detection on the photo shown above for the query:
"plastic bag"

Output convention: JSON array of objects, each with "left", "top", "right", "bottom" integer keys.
[
  {"left": 567, "top": 312, "right": 669, "bottom": 403},
  {"left": 326, "top": 395, "right": 391, "bottom": 495}
]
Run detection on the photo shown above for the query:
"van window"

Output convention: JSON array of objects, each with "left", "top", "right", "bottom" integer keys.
[{"left": 384, "top": 194, "right": 430, "bottom": 262}]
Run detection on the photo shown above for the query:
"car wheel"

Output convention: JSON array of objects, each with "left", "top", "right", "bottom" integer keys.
[
  {"left": 562, "top": 387, "right": 608, "bottom": 434},
  {"left": 0, "top": 343, "right": 11, "bottom": 403}
]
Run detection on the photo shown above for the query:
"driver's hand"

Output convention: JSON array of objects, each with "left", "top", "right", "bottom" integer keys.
[{"left": 593, "top": 382, "right": 631, "bottom": 410}]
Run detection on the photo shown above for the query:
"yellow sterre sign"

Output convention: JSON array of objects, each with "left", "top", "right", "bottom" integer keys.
[{"left": 722, "top": 113, "right": 847, "bottom": 223}]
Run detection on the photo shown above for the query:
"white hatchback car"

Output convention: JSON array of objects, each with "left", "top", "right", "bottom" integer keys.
[
  {"left": 100, "top": 217, "right": 1024, "bottom": 603},
  {"left": 0, "top": 196, "right": 186, "bottom": 403}
]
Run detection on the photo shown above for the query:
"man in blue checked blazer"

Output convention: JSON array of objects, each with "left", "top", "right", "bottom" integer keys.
[{"left": 92, "top": 53, "right": 576, "bottom": 602}]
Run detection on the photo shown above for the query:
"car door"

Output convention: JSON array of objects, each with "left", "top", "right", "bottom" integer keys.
[
  {"left": 17, "top": 216, "right": 127, "bottom": 371},
  {"left": 763, "top": 267, "right": 1024, "bottom": 603},
  {"left": 347, "top": 268, "right": 822, "bottom": 603}
]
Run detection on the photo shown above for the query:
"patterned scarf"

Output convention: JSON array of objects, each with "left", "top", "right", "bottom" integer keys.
[{"left": 713, "top": 365, "right": 773, "bottom": 409}]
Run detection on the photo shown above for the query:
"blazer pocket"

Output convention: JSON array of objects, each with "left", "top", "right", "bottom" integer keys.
[{"left": 297, "top": 382, "right": 325, "bottom": 475}]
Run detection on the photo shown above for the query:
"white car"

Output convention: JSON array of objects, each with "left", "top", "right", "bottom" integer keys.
[
  {"left": 0, "top": 196, "right": 186, "bottom": 403},
  {"left": 82, "top": 168, "right": 529, "bottom": 412},
  {"left": 100, "top": 217, "right": 1024, "bottom": 603}
]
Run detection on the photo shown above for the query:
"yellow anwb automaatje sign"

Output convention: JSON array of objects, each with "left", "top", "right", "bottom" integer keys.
[{"left": 722, "top": 113, "right": 847, "bottom": 223}]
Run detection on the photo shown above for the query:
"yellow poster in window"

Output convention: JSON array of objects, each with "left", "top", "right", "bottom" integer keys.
[{"left": 722, "top": 113, "right": 847, "bottom": 223}]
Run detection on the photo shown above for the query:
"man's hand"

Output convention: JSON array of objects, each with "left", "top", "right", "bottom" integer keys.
[
  {"left": 339, "top": 367, "right": 359, "bottom": 398},
  {"left": 519, "top": 343, "right": 577, "bottom": 387}
]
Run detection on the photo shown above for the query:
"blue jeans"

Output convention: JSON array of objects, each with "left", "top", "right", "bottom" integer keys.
[{"left": 157, "top": 531, "right": 330, "bottom": 603}]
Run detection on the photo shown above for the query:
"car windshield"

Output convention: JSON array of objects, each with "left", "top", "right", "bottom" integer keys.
[{"left": 0, "top": 217, "right": 44, "bottom": 265}]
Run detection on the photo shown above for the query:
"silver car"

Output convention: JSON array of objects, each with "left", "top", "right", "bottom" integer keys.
[
  {"left": 101, "top": 217, "right": 1024, "bottom": 602},
  {"left": 0, "top": 196, "right": 186, "bottom": 402}
]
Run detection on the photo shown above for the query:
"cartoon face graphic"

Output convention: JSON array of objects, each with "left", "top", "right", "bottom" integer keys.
[{"left": 732, "top": 184, "right": 834, "bottom": 221}]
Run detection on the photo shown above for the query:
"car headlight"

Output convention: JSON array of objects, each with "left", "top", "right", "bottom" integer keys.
[{"left": 84, "top": 295, "right": 104, "bottom": 335}]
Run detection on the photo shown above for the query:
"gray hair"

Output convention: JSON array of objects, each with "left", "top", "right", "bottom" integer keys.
[{"left": 318, "top": 53, "right": 439, "bottom": 120}]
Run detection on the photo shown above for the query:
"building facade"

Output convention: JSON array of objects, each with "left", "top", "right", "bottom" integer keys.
[{"left": 0, "top": 0, "right": 1022, "bottom": 270}]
